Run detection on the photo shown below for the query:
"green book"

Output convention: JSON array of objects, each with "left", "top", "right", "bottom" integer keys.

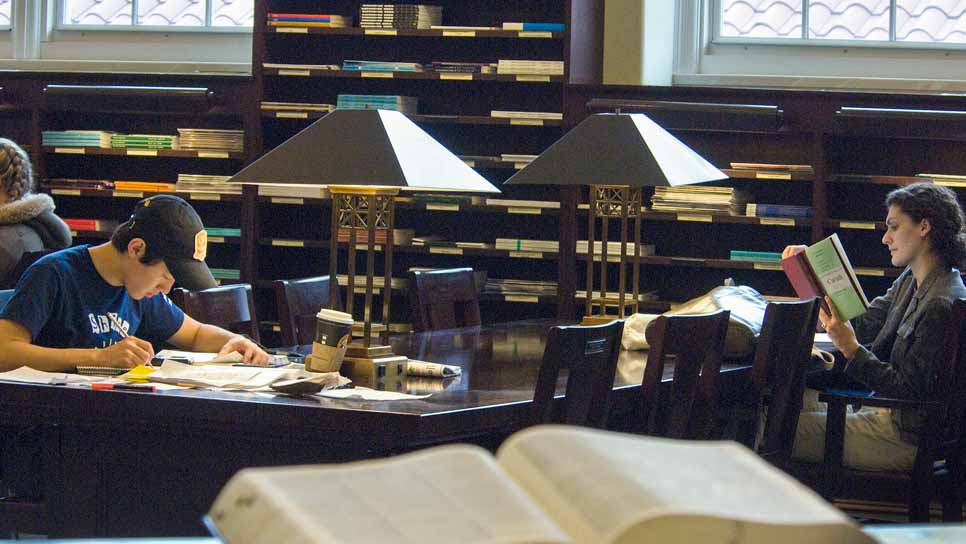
[{"left": 782, "top": 233, "right": 870, "bottom": 320}]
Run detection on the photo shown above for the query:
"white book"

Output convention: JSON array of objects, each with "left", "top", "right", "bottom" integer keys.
[{"left": 208, "top": 425, "right": 874, "bottom": 544}]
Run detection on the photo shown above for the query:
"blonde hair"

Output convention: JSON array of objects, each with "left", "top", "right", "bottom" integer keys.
[{"left": 0, "top": 138, "right": 34, "bottom": 202}]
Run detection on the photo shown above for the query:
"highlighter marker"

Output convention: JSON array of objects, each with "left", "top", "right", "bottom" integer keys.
[{"left": 91, "top": 383, "right": 157, "bottom": 392}]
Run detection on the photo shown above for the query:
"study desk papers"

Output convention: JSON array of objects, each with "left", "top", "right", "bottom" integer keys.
[
  {"left": 0, "top": 366, "right": 102, "bottom": 385},
  {"left": 316, "top": 387, "right": 430, "bottom": 401},
  {"left": 146, "top": 361, "right": 347, "bottom": 391}
]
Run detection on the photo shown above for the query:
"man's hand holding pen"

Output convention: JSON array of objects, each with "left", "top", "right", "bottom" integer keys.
[{"left": 95, "top": 336, "right": 156, "bottom": 368}]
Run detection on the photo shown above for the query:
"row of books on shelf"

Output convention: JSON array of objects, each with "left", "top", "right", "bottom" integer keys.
[
  {"left": 263, "top": 60, "right": 564, "bottom": 76},
  {"left": 269, "top": 7, "right": 564, "bottom": 32},
  {"left": 42, "top": 130, "right": 244, "bottom": 153},
  {"left": 43, "top": 174, "right": 238, "bottom": 195}
]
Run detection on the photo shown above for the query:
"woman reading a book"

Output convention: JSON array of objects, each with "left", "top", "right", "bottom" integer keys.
[
  {"left": 0, "top": 138, "right": 72, "bottom": 287},
  {"left": 784, "top": 182, "right": 966, "bottom": 471}
]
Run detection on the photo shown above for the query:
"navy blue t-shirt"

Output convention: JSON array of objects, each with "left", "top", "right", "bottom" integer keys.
[{"left": 0, "top": 245, "right": 185, "bottom": 348}]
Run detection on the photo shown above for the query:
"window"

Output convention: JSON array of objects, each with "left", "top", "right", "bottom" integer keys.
[
  {"left": 0, "top": 0, "right": 9, "bottom": 29},
  {"left": 60, "top": 0, "right": 253, "bottom": 29},
  {"left": 716, "top": 0, "right": 966, "bottom": 45}
]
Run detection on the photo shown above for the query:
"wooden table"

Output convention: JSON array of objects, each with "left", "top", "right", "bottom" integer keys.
[{"left": 0, "top": 319, "right": 750, "bottom": 538}]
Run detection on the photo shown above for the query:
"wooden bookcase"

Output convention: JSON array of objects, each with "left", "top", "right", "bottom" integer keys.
[{"left": 248, "top": 0, "right": 603, "bottom": 335}]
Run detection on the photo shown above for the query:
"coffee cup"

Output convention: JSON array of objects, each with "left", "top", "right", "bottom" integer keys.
[{"left": 306, "top": 309, "right": 353, "bottom": 373}]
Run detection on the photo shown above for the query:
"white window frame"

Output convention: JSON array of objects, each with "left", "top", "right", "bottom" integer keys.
[
  {"left": 675, "top": 0, "right": 966, "bottom": 93},
  {"left": 0, "top": 0, "right": 251, "bottom": 74}
]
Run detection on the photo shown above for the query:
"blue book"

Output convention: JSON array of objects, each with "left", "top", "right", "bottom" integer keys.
[
  {"left": 502, "top": 22, "right": 565, "bottom": 32},
  {"left": 746, "top": 203, "right": 813, "bottom": 218}
]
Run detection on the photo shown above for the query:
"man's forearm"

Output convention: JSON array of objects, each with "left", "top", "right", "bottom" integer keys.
[
  {"left": 188, "top": 324, "right": 241, "bottom": 353},
  {"left": 0, "top": 342, "right": 98, "bottom": 373}
]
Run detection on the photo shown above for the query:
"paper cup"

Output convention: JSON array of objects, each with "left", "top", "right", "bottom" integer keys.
[{"left": 306, "top": 309, "right": 353, "bottom": 373}]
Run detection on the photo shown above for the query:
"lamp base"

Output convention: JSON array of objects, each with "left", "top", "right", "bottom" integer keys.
[{"left": 341, "top": 343, "right": 409, "bottom": 389}]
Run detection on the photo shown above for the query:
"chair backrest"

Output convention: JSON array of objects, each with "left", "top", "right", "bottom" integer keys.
[
  {"left": 936, "top": 298, "right": 966, "bottom": 444},
  {"left": 407, "top": 268, "right": 481, "bottom": 332},
  {"left": 0, "top": 288, "right": 14, "bottom": 312},
  {"left": 273, "top": 276, "right": 343, "bottom": 346},
  {"left": 641, "top": 310, "right": 730, "bottom": 439},
  {"left": 752, "top": 297, "right": 823, "bottom": 464},
  {"left": 169, "top": 284, "right": 260, "bottom": 343},
  {"left": 531, "top": 320, "right": 625, "bottom": 428},
  {"left": 1, "top": 250, "right": 54, "bottom": 290}
]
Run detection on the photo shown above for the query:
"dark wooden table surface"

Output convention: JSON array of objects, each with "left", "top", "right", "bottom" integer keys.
[{"left": 0, "top": 319, "right": 750, "bottom": 538}]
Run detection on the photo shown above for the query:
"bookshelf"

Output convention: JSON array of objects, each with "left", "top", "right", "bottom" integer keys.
[{"left": 250, "top": 0, "right": 603, "bottom": 335}]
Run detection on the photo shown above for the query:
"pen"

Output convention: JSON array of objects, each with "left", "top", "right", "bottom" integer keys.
[{"left": 91, "top": 383, "right": 157, "bottom": 392}]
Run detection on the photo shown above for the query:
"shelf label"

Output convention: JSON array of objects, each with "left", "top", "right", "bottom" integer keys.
[
  {"left": 198, "top": 152, "right": 230, "bottom": 159},
  {"left": 514, "top": 162, "right": 528, "bottom": 170},
  {"left": 276, "top": 111, "right": 309, "bottom": 119},
  {"left": 508, "top": 207, "right": 542, "bottom": 215},
  {"left": 753, "top": 263, "right": 782, "bottom": 271},
  {"left": 759, "top": 217, "right": 796, "bottom": 226},
  {"left": 518, "top": 31, "right": 553, "bottom": 38},
  {"left": 275, "top": 27, "right": 308, "bottom": 34},
  {"left": 270, "top": 197, "right": 304, "bottom": 205},
  {"left": 126, "top": 149, "right": 158, "bottom": 157},
  {"left": 839, "top": 221, "right": 876, "bottom": 230},
  {"left": 516, "top": 75, "right": 552, "bottom": 82},
  {"left": 462, "top": 160, "right": 475, "bottom": 167},
  {"left": 677, "top": 214, "right": 713, "bottom": 223},
  {"left": 208, "top": 236, "right": 225, "bottom": 244},
  {"left": 69, "top": 230, "right": 78, "bottom": 237},
  {"left": 189, "top": 193, "right": 221, "bottom": 201},
  {"left": 113, "top": 191, "right": 144, "bottom": 198},
  {"left": 278, "top": 69, "right": 311, "bottom": 77},
  {"left": 425, "top": 203, "right": 460, "bottom": 211},
  {"left": 361, "top": 71, "right": 394, "bottom": 78},
  {"left": 756, "top": 171, "right": 792, "bottom": 180},
  {"left": 354, "top": 287, "right": 382, "bottom": 295},
  {"left": 510, "top": 118, "right": 544, "bottom": 126},
  {"left": 855, "top": 268, "right": 886, "bottom": 277},
  {"left": 353, "top": 244, "right": 382, "bottom": 251},
  {"left": 51, "top": 189, "right": 82, "bottom": 196},
  {"left": 271, "top": 239, "right": 304, "bottom": 247},
  {"left": 439, "top": 73, "right": 473, "bottom": 81},
  {"left": 54, "top": 147, "right": 85, "bottom": 154},
  {"left": 442, "top": 30, "right": 476, "bottom": 37},
  {"left": 364, "top": 29, "right": 397, "bottom": 36},
  {"left": 429, "top": 247, "right": 463, "bottom": 255},
  {"left": 509, "top": 251, "right": 543, "bottom": 259},
  {"left": 505, "top": 295, "right": 539, "bottom": 303}
]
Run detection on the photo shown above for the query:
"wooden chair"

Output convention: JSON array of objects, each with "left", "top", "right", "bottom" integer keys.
[
  {"left": 273, "top": 276, "right": 343, "bottom": 346},
  {"left": 407, "top": 268, "right": 481, "bottom": 332},
  {"left": 641, "top": 310, "right": 730, "bottom": 439},
  {"left": 531, "top": 320, "right": 624, "bottom": 428},
  {"left": 169, "top": 284, "right": 260, "bottom": 343},
  {"left": 810, "top": 297, "right": 966, "bottom": 522},
  {"left": 749, "top": 297, "right": 823, "bottom": 465}
]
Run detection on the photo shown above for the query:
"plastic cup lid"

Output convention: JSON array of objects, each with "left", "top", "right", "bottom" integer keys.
[{"left": 317, "top": 308, "right": 354, "bottom": 326}]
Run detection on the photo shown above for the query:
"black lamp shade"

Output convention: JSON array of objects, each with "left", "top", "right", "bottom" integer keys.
[
  {"left": 505, "top": 113, "right": 727, "bottom": 187},
  {"left": 229, "top": 109, "right": 499, "bottom": 193}
]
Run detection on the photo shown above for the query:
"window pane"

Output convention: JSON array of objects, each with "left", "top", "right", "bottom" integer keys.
[
  {"left": 64, "top": 0, "right": 134, "bottom": 25},
  {"left": 809, "top": 0, "right": 890, "bottom": 40},
  {"left": 0, "top": 0, "right": 10, "bottom": 27},
  {"left": 720, "top": 0, "right": 803, "bottom": 39},
  {"left": 138, "top": 0, "right": 204, "bottom": 26},
  {"left": 897, "top": 0, "right": 966, "bottom": 44},
  {"left": 212, "top": 0, "right": 254, "bottom": 27}
]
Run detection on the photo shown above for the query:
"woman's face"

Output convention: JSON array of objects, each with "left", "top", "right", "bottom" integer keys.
[{"left": 881, "top": 205, "right": 931, "bottom": 267}]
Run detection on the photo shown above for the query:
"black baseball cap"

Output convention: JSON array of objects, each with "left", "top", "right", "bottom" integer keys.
[{"left": 126, "top": 195, "right": 216, "bottom": 289}]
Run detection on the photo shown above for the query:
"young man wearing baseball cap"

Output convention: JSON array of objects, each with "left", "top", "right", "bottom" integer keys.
[{"left": 0, "top": 195, "right": 269, "bottom": 372}]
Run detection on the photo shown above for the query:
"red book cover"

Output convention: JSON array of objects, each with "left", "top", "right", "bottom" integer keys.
[
  {"left": 781, "top": 252, "right": 830, "bottom": 313},
  {"left": 64, "top": 218, "right": 98, "bottom": 231},
  {"left": 267, "top": 13, "right": 335, "bottom": 19}
]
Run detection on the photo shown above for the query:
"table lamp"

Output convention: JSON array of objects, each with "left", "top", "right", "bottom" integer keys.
[
  {"left": 228, "top": 109, "right": 499, "bottom": 378},
  {"left": 506, "top": 113, "right": 727, "bottom": 323}
]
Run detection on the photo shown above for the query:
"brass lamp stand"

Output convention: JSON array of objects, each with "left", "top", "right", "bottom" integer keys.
[
  {"left": 327, "top": 185, "right": 408, "bottom": 386},
  {"left": 581, "top": 184, "right": 644, "bottom": 325}
]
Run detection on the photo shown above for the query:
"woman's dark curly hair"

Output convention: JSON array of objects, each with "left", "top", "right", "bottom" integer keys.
[{"left": 886, "top": 182, "right": 966, "bottom": 268}]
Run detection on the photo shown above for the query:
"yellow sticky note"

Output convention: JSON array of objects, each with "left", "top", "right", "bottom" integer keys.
[{"left": 120, "top": 364, "right": 156, "bottom": 382}]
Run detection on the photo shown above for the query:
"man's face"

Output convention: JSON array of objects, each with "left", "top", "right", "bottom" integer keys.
[{"left": 126, "top": 259, "right": 175, "bottom": 300}]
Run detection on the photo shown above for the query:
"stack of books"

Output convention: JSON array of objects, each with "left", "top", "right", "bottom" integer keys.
[
  {"left": 42, "top": 178, "right": 113, "bottom": 191},
  {"left": 260, "top": 101, "right": 335, "bottom": 113},
  {"left": 729, "top": 162, "right": 814, "bottom": 175},
  {"left": 650, "top": 186, "right": 750, "bottom": 215},
  {"left": 484, "top": 198, "right": 559, "bottom": 209},
  {"left": 257, "top": 184, "right": 331, "bottom": 199},
  {"left": 114, "top": 180, "right": 176, "bottom": 192},
  {"left": 495, "top": 238, "right": 559, "bottom": 252},
  {"left": 500, "top": 153, "right": 538, "bottom": 165},
  {"left": 336, "top": 95, "right": 418, "bottom": 114},
  {"left": 176, "top": 174, "right": 240, "bottom": 195},
  {"left": 267, "top": 13, "right": 351, "bottom": 28},
  {"left": 206, "top": 227, "right": 241, "bottom": 238},
  {"left": 42, "top": 130, "right": 114, "bottom": 148},
  {"left": 109, "top": 134, "right": 178, "bottom": 150},
  {"left": 176, "top": 129, "right": 244, "bottom": 153},
  {"left": 336, "top": 228, "right": 415, "bottom": 246},
  {"left": 491, "top": 111, "right": 563, "bottom": 121},
  {"left": 577, "top": 241, "right": 655, "bottom": 256},
  {"left": 729, "top": 250, "right": 783, "bottom": 263},
  {"left": 210, "top": 268, "right": 241, "bottom": 281},
  {"left": 411, "top": 193, "right": 485, "bottom": 206},
  {"left": 359, "top": 4, "right": 442, "bottom": 29},
  {"left": 484, "top": 278, "right": 558, "bottom": 297},
  {"left": 263, "top": 63, "right": 341, "bottom": 71},
  {"left": 501, "top": 22, "right": 565, "bottom": 32},
  {"left": 343, "top": 60, "right": 424, "bottom": 72},
  {"left": 745, "top": 203, "right": 813, "bottom": 218},
  {"left": 430, "top": 61, "right": 494, "bottom": 74},
  {"left": 496, "top": 60, "right": 564, "bottom": 76}
]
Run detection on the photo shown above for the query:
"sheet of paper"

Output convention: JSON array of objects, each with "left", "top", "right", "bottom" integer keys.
[
  {"left": 0, "top": 366, "right": 102, "bottom": 385},
  {"left": 155, "top": 349, "right": 244, "bottom": 364},
  {"left": 316, "top": 387, "right": 430, "bottom": 401},
  {"left": 148, "top": 361, "right": 345, "bottom": 390}
]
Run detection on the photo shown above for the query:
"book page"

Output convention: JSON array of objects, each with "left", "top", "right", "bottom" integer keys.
[
  {"left": 209, "top": 445, "right": 570, "bottom": 544},
  {"left": 805, "top": 234, "right": 868, "bottom": 320},
  {"left": 496, "top": 426, "right": 875, "bottom": 544}
]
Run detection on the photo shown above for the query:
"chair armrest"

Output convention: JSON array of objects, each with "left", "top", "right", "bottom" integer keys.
[{"left": 819, "top": 390, "right": 941, "bottom": 411}]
